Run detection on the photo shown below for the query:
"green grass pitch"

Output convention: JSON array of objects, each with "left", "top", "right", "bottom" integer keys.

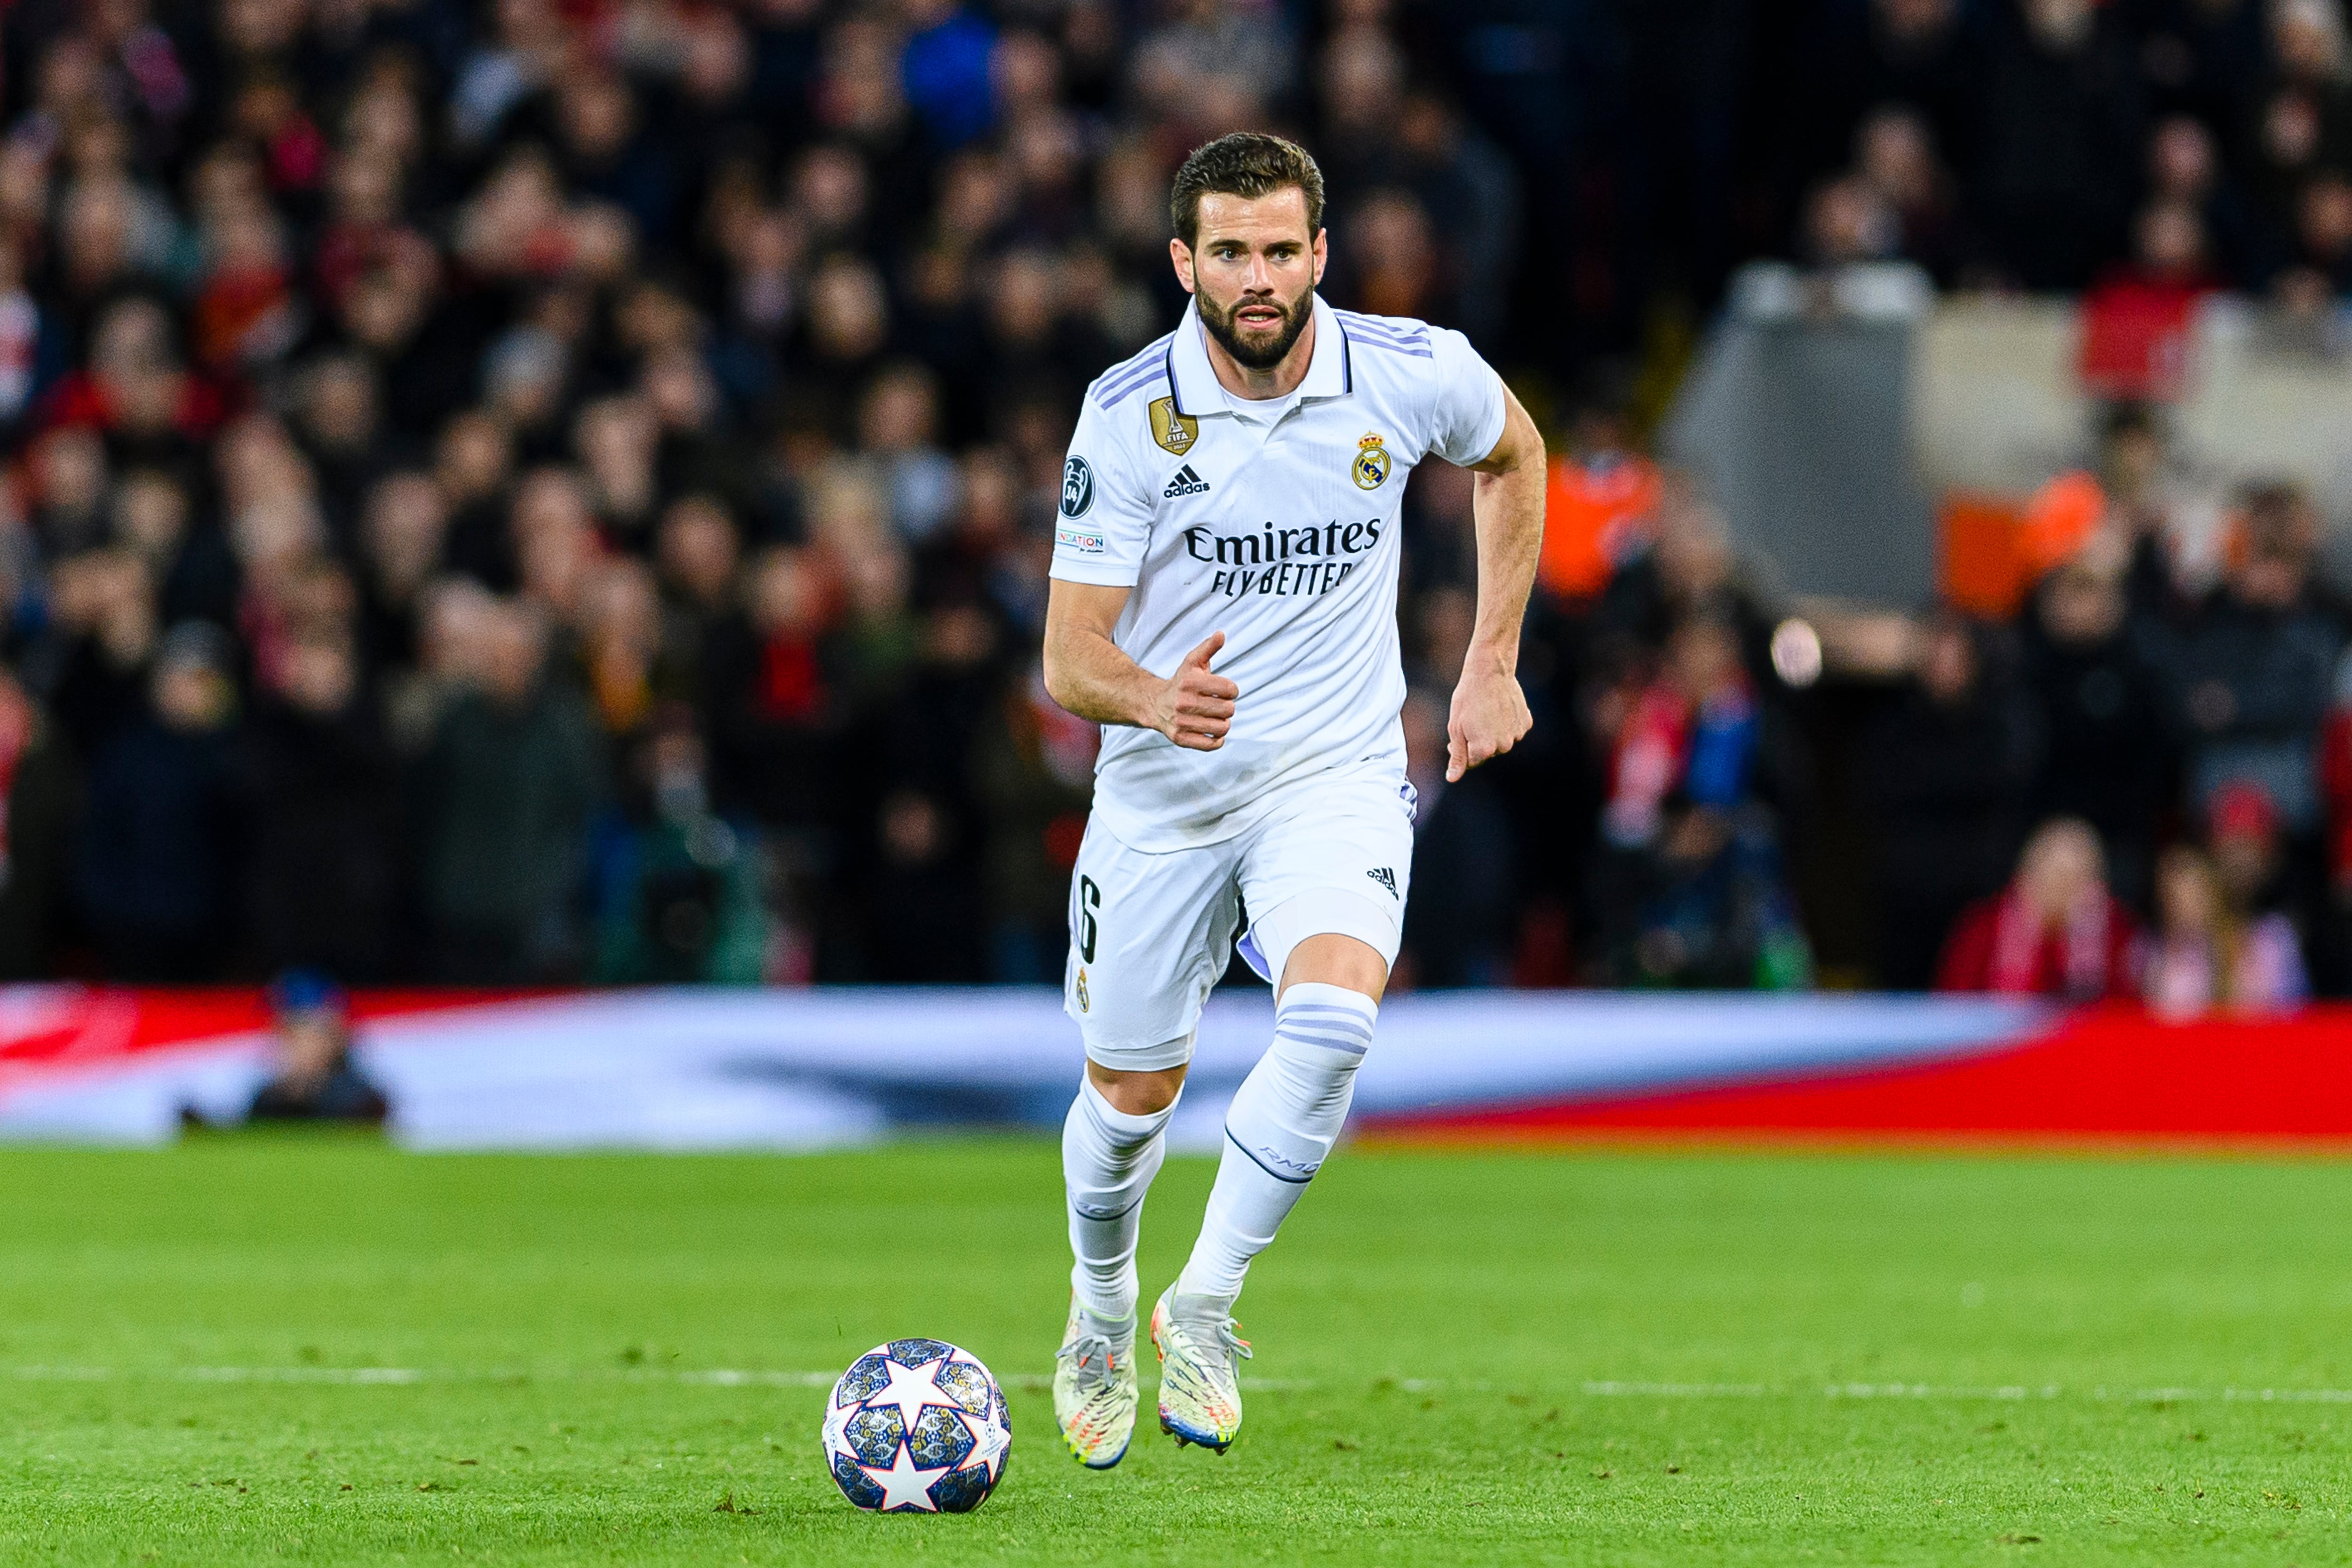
[{"left": 2, "top": 1137, "right": 2349, "bottom": 1565}]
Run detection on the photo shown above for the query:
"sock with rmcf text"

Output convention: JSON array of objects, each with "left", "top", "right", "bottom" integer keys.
[{"left": 1172, "top": 982, "right": 1375, "bottom": 1320}]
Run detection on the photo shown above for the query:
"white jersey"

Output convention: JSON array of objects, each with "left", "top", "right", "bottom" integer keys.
[{"left": 1051, "top": 294, "right": 1506, "bottom": 852}]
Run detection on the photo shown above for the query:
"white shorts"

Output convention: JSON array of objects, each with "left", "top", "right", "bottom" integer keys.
[{"left": 1064, "top": 773, "right": 1416, "bottom": 1071}]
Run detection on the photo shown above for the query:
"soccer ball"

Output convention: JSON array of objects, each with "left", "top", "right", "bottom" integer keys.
[{"left": 821, "top": 1338, "right": 1010, "bottom": 1513}]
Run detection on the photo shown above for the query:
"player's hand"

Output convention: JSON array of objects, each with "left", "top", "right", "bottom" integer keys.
[
  {"left": 1446, "top": 660, "right": 1530, "bottom": 782},
  {"left": 1156, "top": 632, "right": 1239, "bottom": 751}
]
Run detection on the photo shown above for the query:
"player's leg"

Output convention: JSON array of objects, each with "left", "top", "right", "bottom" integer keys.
[
  {"left": 1154, "top": 783, "right": 1411, "bottom": 1452},
  {"left": 1054, "top": 819, "right": 1239, "bottom": 1467}
]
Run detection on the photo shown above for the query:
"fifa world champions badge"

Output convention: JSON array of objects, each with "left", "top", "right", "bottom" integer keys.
[
  {"left": 1149, "top": 396, "right": 1198, "bottom": 455},
  {"left": 1352, "top": 432, "right": 1391, "bottom": 490}
]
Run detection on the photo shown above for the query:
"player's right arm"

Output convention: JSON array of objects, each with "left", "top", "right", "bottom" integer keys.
[
  {"left": 1043, "top": 585, "right": 1236, "bottom": 752},
  {"left": 1043, "top": 378, "right": 1239, "bottom": 750}
]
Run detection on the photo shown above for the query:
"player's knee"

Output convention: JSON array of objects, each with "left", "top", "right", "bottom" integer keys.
[{"left": 1088, "top": 1060, "right": 1188, "bottom": 1116}]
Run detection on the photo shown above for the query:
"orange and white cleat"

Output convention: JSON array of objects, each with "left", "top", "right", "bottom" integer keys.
[
  {"left": 1150, "top": 1286, "right": 1250, "bottom": 1453},
  {"left": 1053, "top": 1295, "right": 1139, "bottom": 1468}
]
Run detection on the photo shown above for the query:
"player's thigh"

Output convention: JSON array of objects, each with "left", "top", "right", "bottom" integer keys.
[
  {"left": 1235, "top": 780, "right": 1416, "bottom": 993},
  {"left": 1065, "top": 820, "right": 1241, "bottom": 1070}
]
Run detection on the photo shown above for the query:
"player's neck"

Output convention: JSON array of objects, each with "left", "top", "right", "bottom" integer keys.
[{"left": 1202, "top": 311, "right": 1317, "bottom": 402}]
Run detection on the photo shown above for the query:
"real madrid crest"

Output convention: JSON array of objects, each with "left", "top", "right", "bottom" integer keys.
[
  {"left": 1075, "top": 967, "right": 1090, "bottom": 1012},
  {"left": 1352, "top": 432, "right": 1391, "bottom": 491},
  {"left": 1148, "top": 396, "right": 1198, "bottom": 456}
]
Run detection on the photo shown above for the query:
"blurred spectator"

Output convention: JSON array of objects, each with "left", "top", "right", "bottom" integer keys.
[
  {"left": 591, "top": 705, "right": 766, "bottom": 985},
  {"left": 706, "top": 544, "right": 840, "bottom": 834},
  {"left": 71, "top": 621, "right": 243, "bottom": 980},
  {"left": 579, "top": 556, "right": 666, "bottom": 739},
  {"left": 0, "top": 662, "right": 77, "bottom": 979},
  {"left": 242, "top": 622, "right": 403, "bottom": 981},
  {"left": 1594, "top": 484, "right": 1771, "bottom": 662},
  {"left": 42, "top": 545, "right": 159, "bottom": 763},
  {"left": 357, "top": 472, "right": 449, "bottom": 676},
  {"left": 1597, "top": 616, "right": 1811, "bottom": 989},
  {"left": 969, "top": 668, "right": 1095, "bottom": 983},
  {"left": 412, "top": 599, "right": 605, "bottom": 982},
  {"left": 2141, "top": 113, "right": 2276, "bottom": 290},
  {"left": 243, "top": 972, "right": 390, "bottom": 1126},
  {"left": 652, "top": 493, "right": 741, "bottom": 707},
  {"left": 2142, "top": 842, "right": 2307, "bottom": 1017},
  {"left": 1845, "top": 105, "right": 1974, "bottom": 283},
  {"left": 1537, "top": 403, "right": 1661, "bottom": 605},
  {"left": 114, "top": 466, "right": 237, "bottom": 629},
  {"left": 1937, "top": 817, "right": 2139, "bottom": 997},
  {"left": 2153, "top": 485, "right": 2343, "bottom": 833},
  {"left": 1976, "top": 0, "right": 2147, "bottom": 290},
  {"left": 2019, "top": 539, "right": 2175, "bottom": 905},
  {"left": 2205, "top": 775, "right": 2305, "bottom": 937},
  {"left": 2078, "top": 198, "right": 2219, "bottom": 400},
  {"left": 1804, "top": 172, "right": 1902, "bottom": 269},
  {"left": 1391, "top": 90, "right": 1518, "bottom": 347},
  {"left": 858, "top": 363, "right": 959, "bottom": 545},
  {"left": 1865, "top": 617, "right": 2042, "bottom": 988},
  {"left": 1801, "top": 0, "right": 1985, "bottom": 192}
]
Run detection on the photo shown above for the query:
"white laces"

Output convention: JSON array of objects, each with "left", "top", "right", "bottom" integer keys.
[{"left": 1056, "top": 1332, "right": 1119, "bottom": 1393}]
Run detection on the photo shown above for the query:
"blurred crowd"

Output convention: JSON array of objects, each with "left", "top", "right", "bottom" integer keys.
[
  {"left": 0, "top": 0, "right": 2347, "bottom": 1008},
  {"left": 1527, "top": 401, "right": 2352, "bottom": 1013},
  {"left": 1788, "top": 0, "right": 2352, "bottom": 306},
  {"left": 0, "top": 0, "right": 1528, "bottom": 988}
]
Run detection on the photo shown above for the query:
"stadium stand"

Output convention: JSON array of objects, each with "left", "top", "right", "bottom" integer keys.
[{"left": 0, "top": 0, "right": 2347, "bottom": 1010}]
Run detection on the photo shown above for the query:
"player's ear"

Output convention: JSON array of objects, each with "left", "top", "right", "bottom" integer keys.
[
  {"left": 1170, "top": 237, "right": 1197, "bottom": 294},
  {"left": 1311, "top": 229, "right": 1327, "bottom": 287}
]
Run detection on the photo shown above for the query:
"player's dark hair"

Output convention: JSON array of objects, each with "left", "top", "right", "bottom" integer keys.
[{"left": 1169, "top": 133, "right": 1326, "bottom": 247}]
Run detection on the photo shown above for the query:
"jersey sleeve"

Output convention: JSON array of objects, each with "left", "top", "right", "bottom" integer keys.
[
  {"left": 1049, "top": 394, "right": 1153, "bottom": 587},
  {"left": 1422, "top": 327, "right": 1509, "bottom": 468}
]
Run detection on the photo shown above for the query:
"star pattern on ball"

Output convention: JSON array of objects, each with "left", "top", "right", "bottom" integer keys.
[
  {"left": 824, "top": 1341, "right": 1008, "bottom": 1515},
  {"left": 955, "top": 1407, "right": 1008, "bottom": 1482},
  {"left": 868, "top": 1354, "right": 966, "bottom": 1433},
  {"left": 858, "top": 1444, "right": 950, "bottom": 1512}
]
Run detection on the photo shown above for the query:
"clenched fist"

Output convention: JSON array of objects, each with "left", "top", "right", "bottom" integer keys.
[{"left": 1446, "top": 660, "right": 1531, "bottom": 781}]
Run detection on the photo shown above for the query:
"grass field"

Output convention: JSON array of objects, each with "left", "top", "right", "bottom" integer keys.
[{"left": 3, "top": 1138, "right": 2350, "bottom": 1566}]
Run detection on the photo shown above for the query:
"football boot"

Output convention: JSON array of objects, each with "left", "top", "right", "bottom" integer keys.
[
  {"left": 1150, "top": 1286, "right": 1251, "bottom": 1453},
  {"left": 1053, "top": 1294, "right": 1140, "bottom": 1468}
]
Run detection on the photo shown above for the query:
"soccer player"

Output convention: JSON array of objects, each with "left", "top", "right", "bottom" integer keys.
[{"left": 1043, "top": 132, "right": 1544, "bottom": 1464}]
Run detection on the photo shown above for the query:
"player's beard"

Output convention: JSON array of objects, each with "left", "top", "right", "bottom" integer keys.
[{"left": 1197, "top": 286, "right": 1315, "bottom": 371}]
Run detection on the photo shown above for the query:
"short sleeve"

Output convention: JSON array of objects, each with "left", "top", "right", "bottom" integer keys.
[
  {"left": 1049, "top": 395, "right": 1152, "bottom": 587},
  {"left": 1423, "top": 327, "right": 1508, "bottom": 468}
]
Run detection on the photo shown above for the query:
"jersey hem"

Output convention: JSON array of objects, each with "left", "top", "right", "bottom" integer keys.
[{"left": 1088, "top": 742, "right": 1409, "bottom": 855}]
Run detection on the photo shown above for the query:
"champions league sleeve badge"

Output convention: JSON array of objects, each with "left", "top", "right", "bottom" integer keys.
[
  {"left": 1061, "top": 455, "right": 1096, "bottom": 517},
  {"left": 1352, "top": 432, "right": 1391, "bottom": 490}
]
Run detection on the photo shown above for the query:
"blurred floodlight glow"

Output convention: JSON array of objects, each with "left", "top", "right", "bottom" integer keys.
[{"left": 1771, "top": 618, "right": 1824, "bottom": 688}]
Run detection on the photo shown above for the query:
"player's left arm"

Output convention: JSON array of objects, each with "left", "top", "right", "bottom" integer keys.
[{"left": 1449, "top": 382, "right": 1544, "bottom": 782}]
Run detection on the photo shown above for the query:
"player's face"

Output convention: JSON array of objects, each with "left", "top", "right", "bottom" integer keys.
[{"left": 1173, "top": 188, "right": 1327, "bottom": 371}]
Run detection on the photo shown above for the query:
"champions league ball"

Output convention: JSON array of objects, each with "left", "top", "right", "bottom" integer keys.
[{"left": 821, "top": 1338, "right": 1010, "bottom": 1513}]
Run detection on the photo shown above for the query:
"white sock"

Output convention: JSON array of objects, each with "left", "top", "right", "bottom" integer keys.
[
  {"left": 1063, "top": 1075, "right": 1178, "bottom": 1325},
  {"left": 1174, "top": 983, "right": 1375, "bottom": 1317}
]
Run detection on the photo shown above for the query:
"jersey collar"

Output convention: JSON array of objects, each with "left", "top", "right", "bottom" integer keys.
[{"left": 1167, "top": 294, "right": 1352, "bottom": 420}]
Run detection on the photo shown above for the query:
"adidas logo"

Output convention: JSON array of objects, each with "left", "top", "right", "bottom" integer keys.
[
  {"left": 1367, "top": 867, "right": 1397, "bottom": 898},
  {"left": 1163, "top": 464, "right": 1211, "bottom": 498}
]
